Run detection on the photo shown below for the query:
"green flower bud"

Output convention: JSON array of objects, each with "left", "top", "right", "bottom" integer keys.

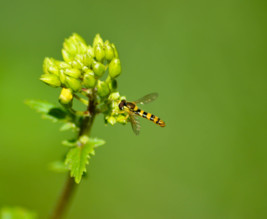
[
  {"left": 109, "top": 58, "right": 121, "bottom": 78},
  {"left": 48, "top": 66, "right": 59, "bottom": 76},
  {"left": 40, "top": 74, "right": 61, "bottom": 87},
  {"left": 104, "top": 41, "right": 114, "bottom": 61},
  {"left": 43, "top": 57, "right": 54, "bottom": 74},
  {"left": 87, "top": 46, "right": 94, "bottom": 57},
  {"left": 62, "top": 49, "right": 72, "bottom": 62},
  {"left": 94, "top": 43, "right": 105, "bottom": 62},
  {"left": 111, "top": 101, "right": 119, "bottom": 113},
  {"left": 71, "top": 60, "right": 83, "bottom": 70},
  {"left": 43, "top": 57, "right": 59, "bottom": 75},
  {"left": 77, "top": 41, "right": 87, "bottom": 54},
  {"left": 83, "top": 70, "right": 96, "bottom": 88},
  {"left": 59, "top": 70, "right": 67, "bottom": 84},
  {"left": 107, "top": 116, "right": 116, "bottom": 125},
  {"left": 63, "top": 33, "right": 87, "bottom": 56},
  {"left": 65, "top": 76, "right": 82, "bottom": 92},
  {"left": 72, "top": 33, "right": 86, "bottom": 45},
  {"left": 64, "top": 68, "right": 81, "bottom": 78},
  {"left": 97, "top": 80, "right": 110, "bottom": 97},
  {"left": 92, "top": 61, "right": 105, "bottom": 77},
  {"left": 111, "top": 43, "right": 119, "bottom": 58},
  {"left": 93, "top": 34, "right": 104, "bottom": 48},
  {"left": 59, "top": 88, "right": 73, "bottom": 105},
  {"left": 108, "top": 92, "right": 120, "bottom": 101},
  {"left": 63, "top": 40, "right": 77, "bottom": 56},
  {"left": 83, "top": 54, "right": 93, "bottom": 67},
  {"left": 74, "top": 54, "right": 84, "bottom": 64},
  {"left": 82, "top": 66, "right": 89, "bottom": 72},
  {"left": 57, "top": 61, "right": 71, "bottom": 69}
]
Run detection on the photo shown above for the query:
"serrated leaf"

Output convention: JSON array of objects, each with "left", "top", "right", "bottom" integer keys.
[
  {"left": 65, "top": 145, "right": 92, "bottom": 184},
  {"left": 1, "top": 206, "right": 37, "bottom": 219},
  {"left": 65, "top": 137, "right": 105, "bottom": 183},
  {"left": 49, "top": 161, "right": 68, "bottom": 173},
  {"left": 25, "top": 100, "right": 68, "bottom": 122}
]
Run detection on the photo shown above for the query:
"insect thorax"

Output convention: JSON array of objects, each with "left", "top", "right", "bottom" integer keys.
[{"left": 126, "top": 102, "right": 136, "bottom": 110}]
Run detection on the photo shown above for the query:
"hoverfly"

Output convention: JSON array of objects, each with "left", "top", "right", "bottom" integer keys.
[{"left": 118, "top": 93, "right": 165, "bottom": 135}]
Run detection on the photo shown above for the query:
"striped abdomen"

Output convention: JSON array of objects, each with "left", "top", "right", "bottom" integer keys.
[{"left": 133, "top": 106, "right": 165, "bottom": 127}]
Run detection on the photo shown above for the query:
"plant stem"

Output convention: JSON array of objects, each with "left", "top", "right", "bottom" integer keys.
[
  {"left": 50, "top": 175, "right": 76, "bottom": 219},
  {"left": 50, "top": 91, "right": 96, "bottom": 219}
]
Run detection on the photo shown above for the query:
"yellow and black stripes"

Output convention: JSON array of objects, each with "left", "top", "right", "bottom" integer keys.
[{"left": 133, "top": 107, "right": 165, "bottom": 127}]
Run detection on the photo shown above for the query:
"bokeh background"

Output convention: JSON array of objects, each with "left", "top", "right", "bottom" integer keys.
[{"left": 0, "top": 0, "right": 266, "bottom": 218}]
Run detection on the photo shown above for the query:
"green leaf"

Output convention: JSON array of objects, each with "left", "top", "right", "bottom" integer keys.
[
  {"left": 49, "top": 161, "right": 68, "bottom": 173},
  {"left": 65, "top": 137, "right": 105, "bottom": 183},
  {"left": 60, "top": 122, "right": 78, "bottom": 132},
  {"left": 88, "top": 137, "right": 106, "bottom": 148},
  {"left": 62, "top": 139, "right": 77, "bottom": 147},
  {"left": 1, "top": 207, "right": 37, "bottom": 219},
  {"left": 25, "top": 100, "right": 68, "bottom": 122}
]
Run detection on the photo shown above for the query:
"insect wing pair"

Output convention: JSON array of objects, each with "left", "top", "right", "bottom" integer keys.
[{"left": 119, "top": 93, "right": 165, "bottom": 135}]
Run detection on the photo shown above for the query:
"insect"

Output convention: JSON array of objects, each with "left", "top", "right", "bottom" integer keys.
[{"left": 118, "top": 93, "right": 165, "bottom": 135}]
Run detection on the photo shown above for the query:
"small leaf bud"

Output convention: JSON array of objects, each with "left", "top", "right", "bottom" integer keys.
[
  {"left": 59, "top": 88, "right": 73, "bottom": 105},
  {"left": 109, "top": 58, "right": 121, "bottom": 78},
  {"left": 64, "top": 68, "right": 81, "bottom": 79},
  {"left": 83, "top": 70, "right": 96, "bottom": 88},
  {"left": 78, "top": 135, "right": 89, "bottom": 146},
  {"left": 65, "top": 76, "right": 82, "bottom": 92},
  {"left": 40, "top": 74, "right": 61, "bottom": 87},
  {"left": 92, "top": 61, "right": 105, "bottom": 77},
  {"left": 94, "top": 43, "right": 105, "bottom": 62},
  {"left": 97, "top": 80, "right": 110, "bottom": 97}
]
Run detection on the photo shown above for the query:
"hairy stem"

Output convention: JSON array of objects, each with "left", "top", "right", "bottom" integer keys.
[{"left": 50, "top": 91, "right": 96, "bottom": 219}]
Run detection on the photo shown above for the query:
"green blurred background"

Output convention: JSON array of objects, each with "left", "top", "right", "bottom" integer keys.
[{"left": 0, "top": 0, "right": 266, "bottom": 218}]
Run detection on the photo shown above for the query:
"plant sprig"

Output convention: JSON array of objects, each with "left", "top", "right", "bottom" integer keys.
[
  {"left": 27, "top": 33, "right": 129, "bottom": 184},
  {"left": 23, "top": 33, "right": 130, "bottom": 219}
]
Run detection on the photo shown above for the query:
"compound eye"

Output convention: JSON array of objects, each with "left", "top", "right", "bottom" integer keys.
[{"left": 118, "top": 100, "right": 126, "bottom": 110}]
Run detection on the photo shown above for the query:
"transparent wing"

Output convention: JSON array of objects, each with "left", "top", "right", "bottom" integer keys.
[
  {"left": 135, "top": 92, "right": 159, "bottom": 105},
  {"left": 129, "top": 112, "right": 141, "bottom": 135}
]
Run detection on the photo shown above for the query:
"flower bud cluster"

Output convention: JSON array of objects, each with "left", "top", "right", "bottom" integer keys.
[{"left": 40, "top": 33, "right": 122, "bottom": 105}]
